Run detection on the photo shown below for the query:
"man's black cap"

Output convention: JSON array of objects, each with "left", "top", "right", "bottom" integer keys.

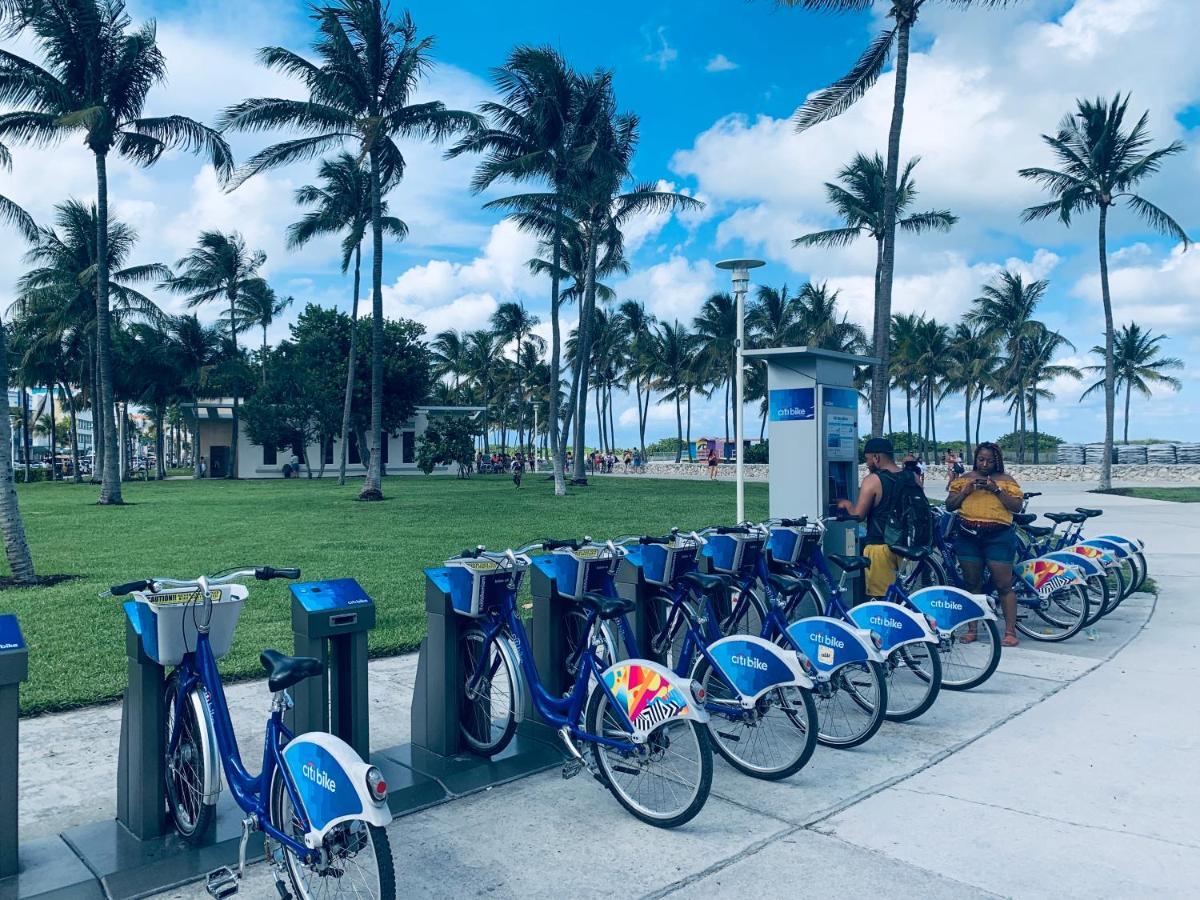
[{"left": 863, "top": 437, "right": 894, "bottom": 456}]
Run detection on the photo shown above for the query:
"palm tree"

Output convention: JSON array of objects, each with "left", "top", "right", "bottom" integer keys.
[
  {"left": 0, "top": 320, "right": 34, "bottom": 582},
  {"left": 1019, "top": 94, "right": 1190, "bottom": 488},
  {"left": 164, "top": 231, "right": 267, "bottom": 479},
  {"left": 1081, "top": 323, "right": 1182, "bottom": 445},
  {"left": 911, "top": 318, "right": 950, "bottom": 460},
  {"left": 794, "top": 152, "right": 955, "bottom": 432},
  {"left": 0, "top": 140, "right": 35, "bottom": 241},
  {"left": 287, "top": 152, "right": 406, "bottom": 485},
  {"left": 448, "top": 46, "right": 595, "bottom": 496},
  {"left": 465, "top": 330, "right": 502, "bottom": 450},
  {"left": 1022, "top": 326, "right": 1079, "bottom": 462},
  {"left": 491, "top": 301, "right": 541, "bottom": 453},
  {"left": 221, "top": 2, "right": 477, "bottom": 500},
  {"left": 795, "top": 282, "right": 868, "bottom": 353},
  {"left": 617, "top": 298, "right": 656, "bottom": 460},
  {"left": 171, "top": 314, "right": 220, "bottom": 478},
  {"left": 236, "top": 281, "right": 293, "bottom": 384},
  {"left": 693, "top": 292, "right": 738, "bottom": 443},
  {"left": 747, "top": 284, "right": 804, "bottom": 349},
  {"left": 784, "top": 0, "right": 1004, "bottom": 436},
  {"left": 967, "top": 271, "right": 1048, "bottom": 463},
  {"left": 946, "top": 321, "right": 998, "bottom": 461},
  {"left": 430, "top": 329, "right": 469, "bottom": 396},
  {"left": 0, "top": 0, "right": 232, "bottom": 503},
  {"left": 889, "top": 312, "right": 923, "bottom": 449},
  {"left": 652, "top": 321, "right": 691, "bottom": 463}
]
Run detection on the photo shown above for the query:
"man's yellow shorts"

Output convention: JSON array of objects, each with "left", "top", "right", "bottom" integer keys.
[{"left": 863, "top": 544, "right": 898, "bottom": 598}]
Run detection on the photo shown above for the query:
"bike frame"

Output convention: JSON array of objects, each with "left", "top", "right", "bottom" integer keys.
[
  {"left": 465, "top": 582, "right": 640, "bottom": 752},
  {"left": 168, "top": 629, "right": 313, "bottom": 860}
]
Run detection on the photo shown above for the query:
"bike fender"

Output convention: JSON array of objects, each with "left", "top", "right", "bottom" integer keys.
[
  {"left": 704, "top": 635, "right": 813, "bottom": 703},
  {"left": 906, "top": 586, "right": 997, "bottom": 630},
  {"left": 187, "top": 688, "right": 222, "bottom": 805},
  {"left": 1047, "top": 549, "right": 1108, "bottom": 577},
  {"left": 1060, "top": 544, "right": 1116, "bottom": 569},
  {"left": 1016, "top": 556, "right": 1087, "bottom": 599},
  {"left": 281, "top": 732, "right": 392, "bottom": 847},
  {"left": 1095, "top": 533, "right": 1144, "bottom": 551},
  {"left": 600, "top": 659, "right": 709, "bottom": 740},
  {"left": 846, "top": 602, "right": 936, "bottom": 653},
  {"left": 1080, "top": 538, "right": 1131, "bottom": 559},
  {"left": 784, "top": 616, "right": 882, "bottom": 674}
]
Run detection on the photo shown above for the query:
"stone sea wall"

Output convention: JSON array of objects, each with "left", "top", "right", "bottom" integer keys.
[{"left": 638, "top": 461, "right": 1200, "bottom": 483}]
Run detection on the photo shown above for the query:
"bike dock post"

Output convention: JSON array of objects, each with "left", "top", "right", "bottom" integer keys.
[
  {"left": 116, "top": 617, "right": 169, "bottom": 841},
  {"left": 398, "top": 569, "right": 560, "bottom": 798},
  {"left": 528, "top": 558, "right": 572, "bottom": 698},
  {"left": 288, "top": 579, "right": 376, "bottom": 757},
  {"left": 615, "top": 557, "right": 660, "bottom": 664}
]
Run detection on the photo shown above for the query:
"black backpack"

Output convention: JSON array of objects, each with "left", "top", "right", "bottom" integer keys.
[{"left": 878, "top": 469, "right": 933, "bottom": 549}]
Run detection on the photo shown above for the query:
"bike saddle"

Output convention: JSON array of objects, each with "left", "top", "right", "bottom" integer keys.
[
  {"left": 767, "top": 572, "right": 808, "bottom": 596},
  {"left": 1075, "top": 507, "right": 1104, "bottom": 518},
  {"left": 888, "top": 545, "right": 929, "bottom": 561},
  {"left": 1012, "top": 513, "right": 1037, "bottom": 526},
  {"left": 1044, "top": 511, "right": 1085, "bottom": 525},
  {"left": 1025, "top": 524, "right": 1055, "bottom": 538},
  {"left": 828, "top": 553, "right": 871, "bottom": 572},
  {"left": 259, "top": 649, "right": 324, "bottom": 693},
  {"left": 576, "top": 592, "right": 636, "bottom": 620},
  {"left": 679, "top": 571, "right": 731, "bottom": 597}
]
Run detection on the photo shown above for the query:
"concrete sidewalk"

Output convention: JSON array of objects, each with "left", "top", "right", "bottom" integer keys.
[{"left": 129, "top": 484, "right": 1192, "bottom": 899}]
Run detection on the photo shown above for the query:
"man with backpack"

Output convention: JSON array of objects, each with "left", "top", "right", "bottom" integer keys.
[{"left": 836, "top": 437, "right": 931, "bottom": 599}]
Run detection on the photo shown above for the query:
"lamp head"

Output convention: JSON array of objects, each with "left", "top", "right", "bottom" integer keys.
[{"left": 716, "top": 258, "right": 765, "bottom": 295}]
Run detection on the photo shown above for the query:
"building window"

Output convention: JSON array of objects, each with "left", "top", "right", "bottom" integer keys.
[
  {"left": 349, "top": 432, "right": 360, "bottom": 465},
  {"left": 263, "top": 444, "right": 276, "bottom": 465},
  {"left": 323, "top": 436, "right": 334, "bottom": 466},
  {"left": 402, "top": 431, "right": 415, "bottom": 464}
]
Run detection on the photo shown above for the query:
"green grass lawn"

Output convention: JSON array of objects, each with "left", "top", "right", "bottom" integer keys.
[
  {"left": 1093, "top": 487, "right": 1200, "bottom": 503},
  {"left": 2, "top": 475, "right": 767, "bottom": 715}
]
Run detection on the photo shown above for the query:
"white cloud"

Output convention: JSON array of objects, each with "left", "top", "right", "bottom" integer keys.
[
  {"left": 705, "top": 54, "right": 738, "bottom": 73},
  {"left": 1070, "top": 242, "right": 1200, "bottom": 329},
  {"left": 616, "top": 256, "right": 719, "bottom": 324},
  {"left": 643, "top": 26, "right": 679, "bottom": 71}
]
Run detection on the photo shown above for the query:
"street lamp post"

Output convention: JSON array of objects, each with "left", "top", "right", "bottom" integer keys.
[{"left": 716, "top": 258, "right": 765, "bottom": 523}]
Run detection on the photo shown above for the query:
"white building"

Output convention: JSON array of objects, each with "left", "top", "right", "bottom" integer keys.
[{"left": 180, "top": 399, "right": 484, "bottom": 478}]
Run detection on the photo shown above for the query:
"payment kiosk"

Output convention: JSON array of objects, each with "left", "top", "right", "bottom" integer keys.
[{"left": 744, "top": 347, "right": 875, "bottom": 563}]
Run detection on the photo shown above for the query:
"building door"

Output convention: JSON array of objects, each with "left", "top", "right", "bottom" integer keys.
[{"left": 210, "top": 445, "right": 230, "bottom": 478}]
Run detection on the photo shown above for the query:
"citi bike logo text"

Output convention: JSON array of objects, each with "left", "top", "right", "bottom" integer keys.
[
  {"left": 809, "top": 632, "right": 845, "bottom": 650},
  {"left": 0, "top": 642, "right": 18, "bottom": 651},
  {"left": 930, "top": 598, "right": 962, "bottom": 611},
  {"left": 302, "top": 761, "right": 338, "bottom": 794},
  {"left": 868, "top": 614, "right": 904, "bottom": 630},
  {"left": 730, "top": 653, "right": 768, "bottom": 671}
]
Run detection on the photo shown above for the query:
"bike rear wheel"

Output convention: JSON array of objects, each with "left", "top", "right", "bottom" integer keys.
[
  {"left": 940, "top": 618, "right": 1002, "bottom": 691},
  {"left": 163, "top": 674, "right": 215, "bottom": 845},
  {"left": 585, "top": 686, "right": 712, "bottom": 828},
  {"left": 269, "top": 766, "right": 395, "bottom": 900},
  {"left": 458, "top": 627, "right": 518, "bottom": 755},
  {"left": 692, "top": 656, "right": 817, "bottom": 780},
  {"left": 884, "top": 641, "right": 942, "bottom": 722},
  {"left": 815, "top": 661, "right": 888, "bottom": 749},
  {"left": 1015, "top": 585, "right": 1089, "bottom": 641},
  {"left": 1082, "top": 573, "right": 1111, "bottom": 626}
]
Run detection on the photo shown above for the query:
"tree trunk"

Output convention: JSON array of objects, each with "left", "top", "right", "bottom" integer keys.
[
  {"left": 608, "top": 384, "right": 616, "bottom": 456},
  {"left": 156, "top": 409, "right": 166, "bottom": 480},
  {"left": 571, "top": 230, "right": 599, "bottom": 482},
  {"left": 870, "top": 19, "right": 912, "bottom": 438},
  {"left": 964, "top": 385, "right": 972, "bottom": 463},
  {"left": 887, "top": 387, "right": 893, "bottom": 435},
  {"left": 339, "top": 246, "right": 362, "bottom": 486},
  {"left": 89, "top": 341, "right": 102, "bottom": 484},
  {"left": 360, "top": 148, "right": 385, "bottom": 501},
  {"left": 674, "top": 393, "right": 683, "bottom": 463},
  {"left": 1123, "top": 383, "right": 1131, "bottom": 445},
  {"left": 905, "top": 387, "right": 913, "bottom": 451},
  {"left": 0, "top": 325, "right": 35, "bottom": 582},
  {"left": 975, "top": 389, "right": 984, "bottom": 447},
  {"left": 1032, "top": 398, "right": 1040, "bottom": 465},
  {"left": 119, "top": 402, "right": 127, "bottom": 481},
  {"left": 723, "top": 378, "right": 730, "bottom": 443},
  {"left": 1097, "top": 205, "right": 1117, "bottom": 491},
  {"left": 64, "top": 384, "right": 80, "bottom": 484},
  {"left": 686, "top": 390, "right": 693, "bottom": 459},
  {"left": 548, "top": 199, "right": 567, "bottom": 496},
  {"left": 94, "top": 153, "right": 123, "bottom": 503},
  {"left": 929, "top": 376, "right": 938, "bottom": 461},
  {"left": 228, "top": 292, "right": 240, "bottom": 480}
]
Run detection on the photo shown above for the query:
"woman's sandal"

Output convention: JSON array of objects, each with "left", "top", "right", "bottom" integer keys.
[
  {"left": 958, "top": 629, "right": 978, "bottom": 644},
  {"left": 1001, "top": 633, "right": 1020, "bottom": 648}
]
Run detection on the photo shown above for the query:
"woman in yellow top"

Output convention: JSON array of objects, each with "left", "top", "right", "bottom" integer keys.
[{"left": 946, "top": 442, "right": 1025, "bottom": 647}]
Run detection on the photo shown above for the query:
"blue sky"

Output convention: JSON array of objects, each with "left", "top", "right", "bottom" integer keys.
[{"left": 2, "top": 0, "right": 1198, "bottom": 446}]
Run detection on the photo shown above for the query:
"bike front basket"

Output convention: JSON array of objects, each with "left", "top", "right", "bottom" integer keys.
[
  {"left": 549, "top": 544, "right": 625, "bottom": 599},
  {"left": 767, "top": 525, "right": 821, "bottom": 566},
  {"left": 628, "top": 535, "right": 702, "bottom": 587},
  {"left": 122, "top": 585, "right": 247, "bottom": 666},
  {"left": 442, "top": 554, "right": 531, "bottom": 617},
  {"left": 704, "top": 530, "right": 766, "bottom": 576}
]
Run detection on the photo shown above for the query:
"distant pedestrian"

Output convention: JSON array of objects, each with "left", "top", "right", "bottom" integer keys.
[
  {"left": 902, "top": 452, "right": 925, "bottom": 488},
  {"left": 511, "top": 455, "right": 523, "bottom": 488},
  {"left": 707, "top": 447, "right": 719, "bottom": 480}
]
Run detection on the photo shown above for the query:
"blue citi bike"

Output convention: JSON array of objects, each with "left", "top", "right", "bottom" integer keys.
[
  {"left": 431, "top": 542, "right": 713, "bottom": 828},
  {"left": 549, "top": 530, "right": 819, "bottom": 781},
  {"left": 104, "top": 568, "right": 394, "bottom": 900}
]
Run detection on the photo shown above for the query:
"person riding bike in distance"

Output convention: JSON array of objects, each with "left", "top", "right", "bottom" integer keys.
[
  {"left": 946, "top": 442, "right": 1024, "bottom": 647},
  {"left": 836, "top": 437, "right": 909, "bottom": 600}
]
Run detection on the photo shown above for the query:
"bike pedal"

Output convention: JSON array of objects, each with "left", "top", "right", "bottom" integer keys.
[
  {"left": 274, "top": 877, "right": 293, "bottom": 900},
  {"left": 561, "top": 758, "right": 584, "bottom": 780},
  {"left": 205, "top": 866, "right": 239, "bottom": 898}
]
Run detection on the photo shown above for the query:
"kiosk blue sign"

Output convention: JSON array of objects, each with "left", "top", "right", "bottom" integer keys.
[
  {"left": 290, "top": 578, "right": 373, "bottom": 613},
  {"left": 0, "top": 614, "right": 24, "bottom": 652},
  {"left": 769, "top": 388, "right": 815, "bottom": 422}
]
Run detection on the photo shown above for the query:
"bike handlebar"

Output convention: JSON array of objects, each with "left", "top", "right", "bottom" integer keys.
[
  {"left": 103, "top": 566, "right": 300, "bottom": 598},
  {"left": 639, "top": 534, "right": 675, "bottom": 545},
  {"left": 109, "top": 579, "right": 153, "bottom": 597},
  {"left": 1023, "top": 491, "right": 1042, "bottom": 500},
  {"left": 542, "top": 538, "right": 580, "bottom": 551},
  {"left": 715, "top": 525, "right": 751, "bottom": 535}
]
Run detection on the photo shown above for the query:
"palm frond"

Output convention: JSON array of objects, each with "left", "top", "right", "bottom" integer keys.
[
  {"left": 128, "top": 116, "right": 235, "bottom": 183},
  {"left": 794, "top": 27, "right": 895, "bottom": 132},
  {"left": 792, "top": 226, "right": 863, "bottom": 248},
  {"left": 1123, "top": 193, "right": 1192, "bottom": 247},
  {"left": 898, "top": 210, "right": 958, "bottom": 234}
]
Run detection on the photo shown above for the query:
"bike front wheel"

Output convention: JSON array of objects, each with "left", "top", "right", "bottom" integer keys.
[
  {"left": 884, "top": 641, "right": 942, "bottom": 722},
  {"left": 939, "top": 618, "right": 1002, "bottom": 691},
  {"left": 1015, "top": 585, "right": 1089, "bottom": 642},
  {"left": 459, "top": 627, "right": 518, "bottom": 756},
  {"left": 692, "top": 656, "right": 817, "bottom": 780},
  {"left": 585, "top": 686, "right": 713, "bottom": 828},
  {"left": 269, "top": 767, "right": 396, "bottom": 900},
  {"left": 163, "top": 673, "right": 215, "bottom": 845},
  {"left": 815, "top": 661, "right": 888, "bottom": 749}
]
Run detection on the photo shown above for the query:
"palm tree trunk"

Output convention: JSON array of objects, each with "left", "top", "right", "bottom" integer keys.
[
  {"left": 608, "top": 384, "right": 616, "bottom": 455},
  {"left": 929, "top": 376, "right": 938, "bottom": 461},
  {"left": 905, "top": 386, "right": 913, "bottom": 451},
  {"left": 360, "top": 148, "right": 386, "bottom": 501},
  {"left": 723, "top": 378, "right": 730, "bottom": 443},
  {"left": 94, "top": 153, "right": 123, "bottom": 503},
  {"left": 547, "top": 197, "right": 567, "bottom": 495},
  {"left": 964, "top": 385, "right": 972, "bottom": 463},
  {"left": 339, "top": 245, "right": 362, "bottom": 486},
  {"left": 89, "top": 340, "right": 102, "bottom": 484},
  {"left": 119, "top": 402, "right": 128, "bottom": 481},
  {"left": 1123, "top": 383, "right": 1131, "bottom": 445},
  {"left": 1032, "top": 398, "right": 1040, "bottom": 464},
  {"left": 1096, "top": 206, "right": 1116, "bottom": 489},
  {"left": 64, "top": 383, "right": 80, "bottom": 484},
  {"left": 228, "top": 294, "right": 239, "bottom": 480},
  {"left": 47, "top": 383, "right": 56, "bottom": 481},
  {"left": 760, "top": 407, "right": 767, "bottom": 442},
  {"left": 887, "top": 387, "right": 893, "bottom": 435},
  {"left": 871, "top": 18, "right": 913, "bottom": 438},
  {"left": 572, "top": 232, "right": 599, "bottom": 482},
  {"left": 0, "top": 325, "right": 34, "bottom": 582},
  {"left": 686, "top": 389, "right": 693, "bottom": 460},
  {"left": 674, "top": 393, "right": 683, "bottom": 463},
  {"left": 21, "top": 387, "right": 29, "bottom": 483},
  {"left": 155, "top": 409, "right": 166, "bottom": 480},
  {"left": 262, "top": 324, "right": 268, "bottom": 385},
  {"left": 975, "top": 389, "right": 984, "bottom": 447}
]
